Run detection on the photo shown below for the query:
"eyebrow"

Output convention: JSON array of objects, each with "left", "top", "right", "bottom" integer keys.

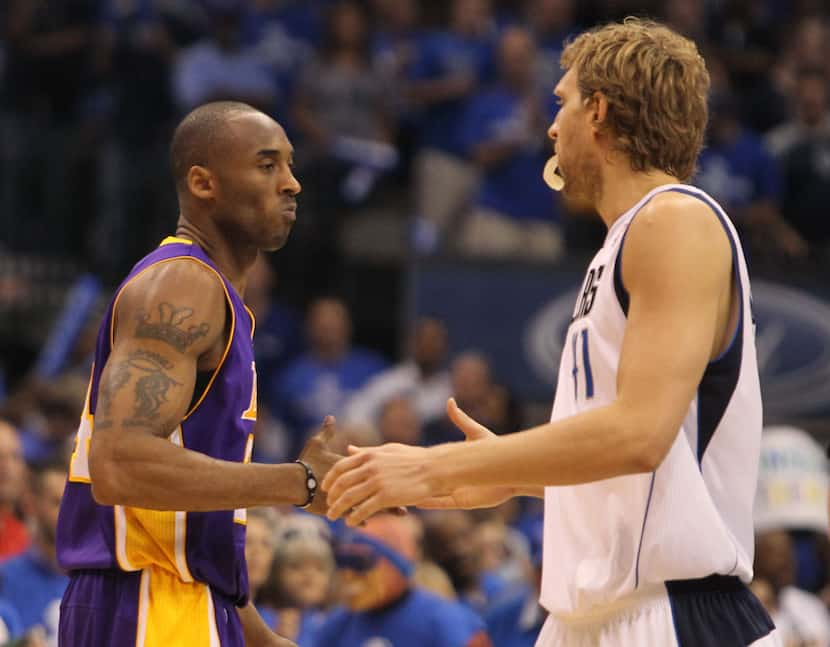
[{"left": 256, "top": 148, "right": 295, "bottom": 160}]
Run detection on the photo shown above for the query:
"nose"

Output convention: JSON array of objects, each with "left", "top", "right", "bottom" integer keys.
[
  {"left": 281, "top": 167, "right": 302, "bottom": 196},
  {"left": 547, "top": 118, "right": 558, "bottom": 143}
]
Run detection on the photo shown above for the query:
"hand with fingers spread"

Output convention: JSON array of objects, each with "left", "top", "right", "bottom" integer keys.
[{"left": 296, "top": 416, "right": 345, "bottom": 517}]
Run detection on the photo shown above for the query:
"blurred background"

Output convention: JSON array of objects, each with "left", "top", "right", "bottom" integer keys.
[{"left": 1, "top": 0, "right": 830, "bottom": 645}]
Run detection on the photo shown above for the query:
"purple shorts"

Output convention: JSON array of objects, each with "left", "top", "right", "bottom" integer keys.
[{"left": 59, "top": 568, "right": 243, "bottom": 646}]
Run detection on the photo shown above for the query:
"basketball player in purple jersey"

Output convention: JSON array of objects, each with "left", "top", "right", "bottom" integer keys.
[{"left": 56, "top": 102, "right": 339, "bottom": 647}]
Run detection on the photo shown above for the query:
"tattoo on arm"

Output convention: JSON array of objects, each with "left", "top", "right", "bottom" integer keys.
[
  {"left": 135, "top": 302, "right": 210, "bottom": 353},
  {"left": 96, "top": 349, "right": 182, "bottom": 431}
]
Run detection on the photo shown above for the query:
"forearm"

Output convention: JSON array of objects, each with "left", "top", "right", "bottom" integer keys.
[
  {"left": 90, "top": 432, "right": 306, "bottom": 510},
  {"left": 238, "top": 602, "right": 277, "bottom": 646},
  {"left": 429, "top": 403, "right": 655, "bottom": 493}
]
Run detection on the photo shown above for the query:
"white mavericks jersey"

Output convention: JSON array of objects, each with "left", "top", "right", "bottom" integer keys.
[{"left": 541, "top": 183, "right": 762, "bottom": 619}]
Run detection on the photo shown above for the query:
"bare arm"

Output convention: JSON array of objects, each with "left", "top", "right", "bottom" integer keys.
[
  {"left": 324, "top": 193, "right": 735, "bottom": 523},
  {"left": 238, "top": 603, "right": 296, "bottom": 647},
  {"left": 88, "top": 260, "right": 310, "bottom": 510}
]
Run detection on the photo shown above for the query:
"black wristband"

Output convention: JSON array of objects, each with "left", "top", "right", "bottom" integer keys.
[{"left": 294, "top": 460, "right": 318, "bottom": 509}]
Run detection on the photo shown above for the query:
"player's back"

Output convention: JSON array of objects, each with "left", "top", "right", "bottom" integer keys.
[
  {"left": 56, "top": 237, "right": 258, "bottom": 604},
  {"left": 541, "top": 184, "right": 762, "bottom": 618}
]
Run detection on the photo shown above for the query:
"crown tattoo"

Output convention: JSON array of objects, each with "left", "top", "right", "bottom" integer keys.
[{"left": 135, "top": 302, "right": 210, "bottom": 352}]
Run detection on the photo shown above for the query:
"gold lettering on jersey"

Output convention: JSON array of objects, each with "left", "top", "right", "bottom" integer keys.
[{"left": 241, "top": 361, "right": 258, "bottom": 421}]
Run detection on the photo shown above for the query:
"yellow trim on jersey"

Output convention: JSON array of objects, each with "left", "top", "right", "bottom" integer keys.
[
  {"left": 233, "top": 433, "right": 255, "bottom": 526},
  {"left": 243, "top": 304, "right": 256, "bottom": 339},
  {"left": 68, "top": 366, "right": 95, "bottom": 483},
  {"left": 182, "top": 258, "right": 235, "bottom": 420},
  {"left": 159, "top": 236, "right": 194, "bottom": 246},
  {"left": 106, "top": 255, "right": 237, "bottom": 423},
  {"left": 135, "top": 567, "right": 217, "bottom": 647}
]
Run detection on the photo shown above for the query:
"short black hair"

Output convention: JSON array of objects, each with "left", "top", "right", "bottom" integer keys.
[{"left": 169, "top": 101, "right": 262, "bottom": 191}]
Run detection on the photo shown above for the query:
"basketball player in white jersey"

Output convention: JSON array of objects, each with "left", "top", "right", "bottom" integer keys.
[{"left": 322, "top": 18, "right": 779, "bottom": 646}]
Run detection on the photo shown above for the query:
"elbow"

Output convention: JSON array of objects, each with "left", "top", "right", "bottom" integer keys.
[
  {"left": 633, "top": 441, "right": 668, "bottom": 474},
  {"left": 623, "top": 419, "right": 675, "bottom": 474},
  {"left": 89, "top": 443, "right": 123, "bottom": 506}
]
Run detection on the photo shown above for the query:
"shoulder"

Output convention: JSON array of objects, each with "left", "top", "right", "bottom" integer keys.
[
  {"left": 623, "top": 189, "right": 732, "bottom": 273},
  {"left": 114, "top": 257, "right": 229, "bottom": 349},
  {"left": 120, "top": 256, "right": 228, "bottom": 304},
  {"left": 633, "top": 190, "right": 727, "bottom": 237}
]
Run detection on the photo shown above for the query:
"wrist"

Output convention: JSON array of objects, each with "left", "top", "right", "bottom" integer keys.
[
  {"left": 283, "top": 462, "right": 308, "bottom": 507},
  {"left": 426, "top": 444, "right": 456, "bottom": 497},
  {"left": 293, "top": 460, "right": 318, "bottom": 509}
]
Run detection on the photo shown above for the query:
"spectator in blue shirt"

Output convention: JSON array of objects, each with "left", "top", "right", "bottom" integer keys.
[
  {"left": 172, "top": 1, "right": 279, "bottom": 114},
  {"left": 458, "top": 26, "right": 563, "bottom": 262},
  {"left": 421, "top": 510, "right": 508, "bottom": 617},
  {"left": 408, "top": 0, "right": 498, "bottom": 253},
  {"left": 0, "top": 599, "right": 23, "bottom": 644},
  {"left": 246, "top": 256, "right": 305, "bottom": 399},
  {"left": 313, "top": 515, "right": 492, "bottom": 647},
  {"left": 0, "top": 460, "right": 69, "bottom": 644},
  {"left": 271, "top": 298, "right": 386, "bottom": 457},
  {"left": 525, "top": 0, "right": 578, "bottom": 96},
  {"left": 485, "top": 515, "right": 546, "bottom": 647},
  {"left": 696, "top": 87, "right": 807, "bottom": 260}
]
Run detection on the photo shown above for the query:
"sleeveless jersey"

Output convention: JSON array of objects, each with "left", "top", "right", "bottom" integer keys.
[
  {"left": 540, "top": 185, "right": 762, "bottom": 618},
  {"left": 56, "top": 237, "right": 258, "bottom": 605}
]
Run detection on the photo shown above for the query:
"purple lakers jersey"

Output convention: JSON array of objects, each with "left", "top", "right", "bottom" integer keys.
[{"left": 56, "top": 238, "right": 258, "bottom": 605}]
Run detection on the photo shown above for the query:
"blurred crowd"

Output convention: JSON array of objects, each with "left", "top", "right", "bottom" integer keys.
[
  {"left": 2, "top": 0, "right": 830, "bottom": 278},
  {"left": 2, "top": 0, "right": 830, "bottom": 645}
]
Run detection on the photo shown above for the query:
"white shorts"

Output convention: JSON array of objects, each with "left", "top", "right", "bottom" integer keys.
[{"left": 535, "top": 576, "right": 781, "bottom": 647}]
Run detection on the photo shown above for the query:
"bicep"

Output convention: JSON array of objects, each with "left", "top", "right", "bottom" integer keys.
[
  {"left": 92, "top": 260, "right": 227, "bottom": 441},
  {"left": 615, "top": 200, "right": 732, "bottom": 443},
  {"left": 94, "top": 337, "right": 197, "bottom": 439}
]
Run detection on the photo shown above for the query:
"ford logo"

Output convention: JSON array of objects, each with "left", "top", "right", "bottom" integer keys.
[
  {"left": 753, "top": 280, "right": 830, "bottom": 419},
  {"left": 523, "top": 280, "right": 830, "bottom": 419}
]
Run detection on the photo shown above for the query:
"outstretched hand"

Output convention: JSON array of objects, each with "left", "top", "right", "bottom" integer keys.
[
  {"left": 418, "top": 398, "right": 516, "bottom": 510},
  {"left": 321, "top": 440, "right": 435, "bottom": 527},
  {"left": 297, "top": 416, "right": 344, "bottom": 517}
]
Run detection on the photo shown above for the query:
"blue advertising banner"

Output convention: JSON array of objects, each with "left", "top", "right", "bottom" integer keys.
[{"left": 409, "top": 260, "right": 830, "bottom": 421}]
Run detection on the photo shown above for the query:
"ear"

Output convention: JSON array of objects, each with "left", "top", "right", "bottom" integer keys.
[
  {"left": 590, "top": 91, "right": 609, "bottom": 133},
  {"left": 186, "top": 165, "right": 215, "bottom": 200}
]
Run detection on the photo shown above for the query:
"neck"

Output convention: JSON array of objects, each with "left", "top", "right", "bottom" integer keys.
[
  {"left": 175, "top": 215, "right": 258, "bottom": 295},
  {"left": 595, "top": 162, "right": 681, "bottom": 229}
]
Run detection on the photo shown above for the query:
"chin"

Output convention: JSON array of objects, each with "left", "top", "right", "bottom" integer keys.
[{"left": 261, "top": 234, "right": 289, "bottom": 252}]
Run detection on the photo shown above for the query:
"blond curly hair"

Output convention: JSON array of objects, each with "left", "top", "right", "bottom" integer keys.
[{"left": 561, "top": 17, "right": 710, "bottom": 181}]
